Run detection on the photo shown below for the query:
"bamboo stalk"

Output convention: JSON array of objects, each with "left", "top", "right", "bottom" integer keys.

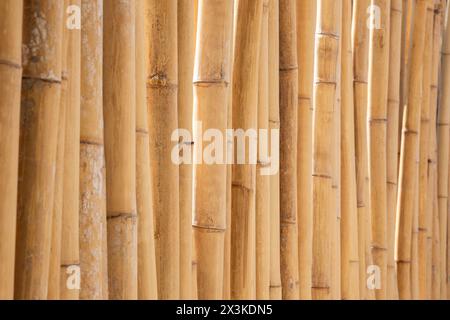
[
  {"left": 15, "top": 0, "right": 64, "bottom": 299},
  {"left": 340, "top": 0, "right": 359, "bottom": 300},
  {"left": 395, "top": 0, "right": 429, "bottom": 300},
  {"left": 296, "top": 0, "right": 315, "bottom": 301},
  {"left": 136, "top": 0, "right": 157, "bottom": 300},
  {"left": 279, "top": 0, "right": 299, "bottom": 300},
  {"left": 0, "top": 0, "right": 23, "bottom": 300},
  {"left": 312, "top": 0, "right": 341, "bottom": 300},
  {"left": 103, "top": 0, "right": 138, "bottom": 300},
  {"left": 147, "top": 0, "right": 180, "bottom": 300},
  {"left": 230, "top": 0, "right": 263, "bottom": 300}
]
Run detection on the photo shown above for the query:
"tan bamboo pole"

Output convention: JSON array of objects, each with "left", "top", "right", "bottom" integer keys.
[
  {"left": 367, "top": 0, "right": 390, "bottom": 300},
  {"left": 351, "top": 0, "right": 375, "bottom": 300},
  {"left": 0, "top": 0, "right": 23, "bottom": 300},
  {"left": 432, "top": 181, "right": 441, "bottom": 299},
  {"left": 177, "top": 0, "right": 195, "bottom": 300},
  {"left": 15, "top": 0, "right": 64, "bottom": 299},
  {"left": 256, "top": 0, "right": 271, "bottom": 300},
  {"left": 268, "top": 0, "right": 282, "bottom": 300},
  {"left": 395, "top": 0, "right": 429, "bottom": 300},
  {"left": 230, "top": 0, "right": 263, "bottom": 300},
  {"left": 104, "top": 0, "right": 138, "bottom": 300},
  {"left": 193, "top": 0, "right": 233, "bottom": 300},
  {"left": 340, "top": 0, "right": 360, "bottom": 300},
  {"left": 386, "top": 0, "right": 402, "bottom": 301},
  {"left": 296, "top": 0, "right": 315, "bottom": 301},
  {"left": 147, "top": 0, "right": 180, "bottom": 300},
  {"left": 135, "top": 0, "right": 158, "bottom": 300},
  {"left": 311, "top": 0, "right": 341, "bottom": 300}
]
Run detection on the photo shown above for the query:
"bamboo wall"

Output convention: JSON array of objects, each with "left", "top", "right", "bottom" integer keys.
[{"left": 0, "top": 0, "right": 449, "bottom": 300}]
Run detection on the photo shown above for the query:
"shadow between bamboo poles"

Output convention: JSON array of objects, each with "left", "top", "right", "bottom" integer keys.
[
  {"left": 296, "top": 0, "right": 315, "bottom": 301},
  {"left": 311, "top": 0, "right": 341, "bottom": 301},
  {"left": 15, "top": 0, "right": 64, "bottom": 299},
  {"left": 395, "top": 0, "right": 429, "bottom": 300},
  {"left": 230, "top": 0, "right": 263, "bottom": 300},
  {"left": 146, "top": 0, "right": 180, "bottom": 300},
  {"left": 340, "top": 0, "right": 360, "bottom": 300},
  {"left": 279, "top": 0, "right": 299, "bottom": 300},
  {"left": 79, "top": 0, "right": 108, "bottom": 300},
  {"left": 0, "top": 0, "right": 23, "bottom": 300},
  {"left": 136, "top": 0, "right": 157, "bottom": 300},
  {"left": 103, "top": 0, "right": 138, "bottom": 300},
  {"left": 386, "top": 0, "right": 402, "bottom": 301},
  {"left": 351, "top": 0, "right": 375, "bottom": 300}
]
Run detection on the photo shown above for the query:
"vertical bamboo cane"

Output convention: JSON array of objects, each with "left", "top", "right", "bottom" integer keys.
[
  {"left": 136, "top": 0, "right": 158, "bottom": 300},
  {"left": 279, "top": 0, "right": 299, "bottom": 300},
  {"left": 147, "top": 0, "right": 180, "bottom": 300},
  {"left": 312, "top": 0, "right": 341, "bottom": 300},
  {"left": 340, "top": 0, "right": 360, "bottom": 300},
  {"left": 268, "top": 0, "right": 282, "bottom": 300},
  {"left": 296, "top": 0, "right": 316, "bottom": 301},
  {"left": 230, "top": 0, "right": 263, "bottom": 300},
  {"left": 0, "top": 0, "right": 23, "bottom": 300},
  {"left": 103, "top": 0, "right": 138, "bottom": 300},
  {"left": 15, "top": 0, "right": 63, "bottom": 299},
  {"left": 432, "top": 179, "right": 441, "bottom": 299},
  {"left": 395, "top": 0, "right": 429, "bottom": 300}
]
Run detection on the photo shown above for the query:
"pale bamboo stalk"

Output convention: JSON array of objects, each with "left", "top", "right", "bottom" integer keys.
[
  {"left": 0, "top": 0, "right": 23, "bottom": 300},
  {"left": 103, "top": 0, "right": 138, "bottom": 300},
  {"left": 230, "top": 0, "right": 263, "bottom": 300},
  {"left": 268, "top": 0, "right": 282, "bottom": 300},
  {"left": 146, "top": 0, "right": 180, "bottom": 300},
  {"left": 351, "top": 0, "right": 375, "bottom": 300},
  {"left": 386, "top": 0, "right": 402, "bottom": 301},
  {"left": 411, "top": 177, "right": 420, "bottom": 299},
  {"left": 296, "top": 0, "right": 315, "bottom": 301},
  {"left": 178, "top": 0, "right": 195, "bottom": 300},
  {"left": 15, "top": 0, "right": 64, "bottom": 299},
  {"left": 256, "top": 0, "right": 271, "bottom": 300},
  {"left": 340, "top": 0, "right": 360, "bottom": 300},
  {"left": 136, "top": 0, "right": 157, "bottom": 300},
  {"left": 432, "top": 179, "right": 441, "bottom": 299},
  {"left": 312, "top": 0, "right": 341, "bottom": 300},
  {"left": 395, "top": 0, "right": 429, "bottom": 300},
  {"left": 193, "top": 0, "right": 233, "bottom": 300},
  {"left": 367, "top": 0, "right": 390, "bottom": 300}
]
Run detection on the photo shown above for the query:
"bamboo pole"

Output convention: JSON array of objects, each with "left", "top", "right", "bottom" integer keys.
[
  {"left": 312, "top": 0, "right": 341, "bottom": 300},
  {"left": 386, "top": 0, "right": 402, "bottom": 300},
  {"left": 230, "top": 0, "right": 263, "bottom": 300},
  {"left": 340, "top": 0, "right": 360, "bottom": 300},
  {"left": 103, "top": 0, "right": 138, "bottom": 300},
  {"left": 0, "top": 0, "right": 23, "bottom": 300},
  {"left": 136, "top": 0, "right": 157, "bottom": 300},
  {"left": 193, "top": 0, "right": 233, "bottom": 300},
  {"left": 395, "top": 0, "right": 429, "bottom": 300},
  {"left": 147, "top": 0, "right": 180, "bottom": 300},
  {"left": 15, "top": 0, "right": 64, "bottom": 299},
  {"left": 268, "top": 0, "right": 282, "bottom": 300},
  {"left": 256, "top": 0, "right": 271, "bottom": 300},
  {"left": 296, "top": 0, "right": 315, "bottom": 301},
  {"left": 279, "top": 0, "right": 299, "bottom": 300}
]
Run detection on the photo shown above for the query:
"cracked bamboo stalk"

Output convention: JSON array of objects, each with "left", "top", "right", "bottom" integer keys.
[
  {"left": 104, "top": 0, "right": 138, "bottom": 300},
  {"left": 231, "top": 0, "right": 263, "bottom": 300},
  {"left": 312, "top": 0, "right": 341, "bottom": 301},
  {"left": 296, "top": 0, "right": 315, "bottom": 301},
  {"left": 178, "top": 0, "right": 195, "bottom": 300},
  {"left": 0, "top": 0, "right": 23, "bottom": 300},
  {"left": 147, "top": 0, "right": 180, "bottom": 300},
  {"left": 136, "top": 0, "right": 157, "bottom": 300},
  {"left": 193, "top": 0, "right": 233, "bottom": 300},
  {"left": 340, "top": 0, "right": 359, "bottom": 300},
  {"left": 386, "top": 0, "right": 402, "bottom": 301},
  {"left": 395, "top": 0, "right": 429, "bottom": 300},
  {"left": 15, "top": 0, "right": 64, "bottom": 299}
]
